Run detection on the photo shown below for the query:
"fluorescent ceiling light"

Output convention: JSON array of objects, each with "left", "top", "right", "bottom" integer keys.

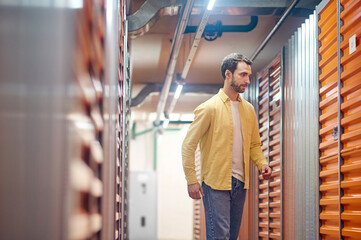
[
  {"left": 207, "top": 0, "right": 216, "bottom": 10},
  {"left": 174, "top": 85, "right": 183, "bottom": 99},
  {"left": 163, "top": 119, "right": 169, "bottom": 128}
]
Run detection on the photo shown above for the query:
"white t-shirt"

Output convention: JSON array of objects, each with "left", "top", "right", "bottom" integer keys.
[{"left": 230, "top": 100, "right": 245, "bottom": 182}]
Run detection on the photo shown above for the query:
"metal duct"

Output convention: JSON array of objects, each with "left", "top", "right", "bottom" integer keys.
[
  {"left": 127, "top": 0, "right": 182, "bottom": 38},
  {"left": 131, "top": 83, "right": 223, "bottom": 107},
  {"left": 184, "top": 16, "right": 259, "bottom": 40}
]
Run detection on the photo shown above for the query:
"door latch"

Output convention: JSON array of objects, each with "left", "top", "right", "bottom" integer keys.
[{"left": 331, "top": 125, "right": 338, "bottom": 140}]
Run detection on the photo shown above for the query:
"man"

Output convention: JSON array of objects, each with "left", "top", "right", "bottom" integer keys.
[{"left": 182, "top": 53, "right": 272, "bottom": 239}]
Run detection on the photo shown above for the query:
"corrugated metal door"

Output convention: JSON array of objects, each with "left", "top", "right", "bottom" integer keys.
[
  {"left": 257, "top": 55, "right": 283, "bottom": 239},
  {"left": 318, "top": 0, "right": 361, "bottom": 238},
  {"left": 340, "top": 0, "right": 361, "bottom": 238},
  {"left": 318, "top": 0, "right": 340, "bottom": 238},
  {"left": 268, "top": 59, "right": 282, "bottom": 239},
  {"left": 258, "top": 69, "right": 270, "bottom": 239}
]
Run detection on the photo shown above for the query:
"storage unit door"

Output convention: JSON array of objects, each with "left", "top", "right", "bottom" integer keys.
[
  {"left": 268, "top": 58, "right": 282, "bottom": 239},
  {"left": 258, "top": 69, "right": 270, "bottom": 239},
  {"left": 340, "top": 0, "right": 361, "bottom": 238},
  {"left": 257, "top": 55, "right": 283, "bottom": 239},
  {"left": 318, "top": 0, "right": 340, "bottom": 238}
]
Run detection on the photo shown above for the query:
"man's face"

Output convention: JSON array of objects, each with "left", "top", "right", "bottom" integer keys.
[{"left": 230, "top": 61, "right": 252, "bottom": 93}]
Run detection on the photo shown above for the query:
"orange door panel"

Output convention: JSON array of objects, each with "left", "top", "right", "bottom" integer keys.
[
  {"left": 340, "top": 0, "right": 361, "bottom": 239},
  {"left": 258, "top": 70, "right": 270, "bottom": 239},
  {"left": 318, "top": 0, "right": 341, "bottom": 239},
  {"left": 268, "top": 59, "right": 282, "bottom": 239},
  {"left": 257, "top": 55, "right": 282, "bottom": 239}
]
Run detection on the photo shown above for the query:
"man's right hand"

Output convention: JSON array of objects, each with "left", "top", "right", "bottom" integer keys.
[{"left": 187, "top": 182, "right": 205, "bottom": 199}]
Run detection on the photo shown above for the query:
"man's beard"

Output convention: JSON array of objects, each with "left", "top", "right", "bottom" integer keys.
[{"left": 230, "top": 76, "right": 247, "bottom": 93}]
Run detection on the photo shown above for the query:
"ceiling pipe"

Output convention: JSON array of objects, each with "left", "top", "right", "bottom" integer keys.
[
  {"left": 250, "top": 0, "right": 300, "bottom": 61},
  {"left": 131, "top": 84, "right": 161, "bottom": 107},
  {"left": 185, "top": 17, "right": 258, "bottom": 41},
  {"left": 184, "top": 16, "right": 258, "bottom": 34},
  {"left": 154, "top": 0, "right": 195, "bottom": 126},
  {"left": 166, "top": 6, "right": 212, "bottom": 116},
  {"left": 131, "top": 83, "right": 223, "bottom": 107}
]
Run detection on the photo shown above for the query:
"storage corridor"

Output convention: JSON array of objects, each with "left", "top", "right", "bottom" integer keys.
[{"left": 0, "top": 0, "right": 361, "bottom": 239}]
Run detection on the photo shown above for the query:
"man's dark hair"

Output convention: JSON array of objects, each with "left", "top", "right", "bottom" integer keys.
[{"left": 221, "top": 53, "right": 252, "bottom": 79}]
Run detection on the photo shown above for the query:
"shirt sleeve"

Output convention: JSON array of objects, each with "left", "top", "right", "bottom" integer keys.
[
  {"left": 182, "top": 104, "right": 211, "bottom": 185},
  {"left": 250, "top": 107, "right": 268, "bottom": 171}
]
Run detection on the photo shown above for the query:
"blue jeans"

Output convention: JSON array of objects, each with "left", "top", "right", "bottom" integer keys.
[{"left": 202, "top": 177, "right": 247, "bottom": 240}]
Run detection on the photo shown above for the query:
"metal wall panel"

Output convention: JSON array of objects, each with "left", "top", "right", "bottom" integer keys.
[
  {"left": 117, "top": 1, "right": 131, "bottom": 238},
  {"left": 339, "top": 0, "right": 361, "bottom": 238},
  {"left": 282, "top": 10, "right": 319, "bottom": 240},
  {"left": 283, "top": 35, "right": 296, "bottom": 240},
  {"left": 247, "top": 74, "right": 262, "bottom": 240},
  {"left": 0, "top": 4, "right": 75, "bottom": 240}
]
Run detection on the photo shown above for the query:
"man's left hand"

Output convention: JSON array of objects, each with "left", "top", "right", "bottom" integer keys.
[{"left": 261, "top": 165, "right": 272, "bottom": 180}]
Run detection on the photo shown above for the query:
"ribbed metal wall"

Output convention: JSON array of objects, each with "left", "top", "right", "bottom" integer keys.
[
  {"left": 283, "top": 11, "right": 319, "bottom": 240},
  {"left": 117, "top": 1, "right": 130, "bottom": 239}
]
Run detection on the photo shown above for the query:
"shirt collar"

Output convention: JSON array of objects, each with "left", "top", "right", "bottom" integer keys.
[{"left": 218, "top": 89, "right": 243, "bottom": 103}]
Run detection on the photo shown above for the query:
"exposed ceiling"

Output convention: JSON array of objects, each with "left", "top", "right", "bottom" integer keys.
[{"left": 129, "top": 0, "right": 321, "bottom": 121}]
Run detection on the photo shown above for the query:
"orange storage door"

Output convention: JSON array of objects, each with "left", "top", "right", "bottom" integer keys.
[
  {"left": 318, "top": 0, "right": 341, "bottom": 238},
  {"left": 268, "top": 58, "right": 282, "bottom": 239},
  {"left": 258, "top": 69, "right": 270, "bottom": 239},
  {"left": 340, "top": 0, "right": 361, "bottom": 238},
  {"left": 257, "top": 55, "right": 283, "bottom": 239},
  {"left": 319, "top": 0, "right": 361, "bottom": 238}
]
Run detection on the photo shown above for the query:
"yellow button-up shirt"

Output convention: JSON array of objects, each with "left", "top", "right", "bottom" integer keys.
[{"left": 182, "top": 89, "right": 268, "bottom": 190}]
